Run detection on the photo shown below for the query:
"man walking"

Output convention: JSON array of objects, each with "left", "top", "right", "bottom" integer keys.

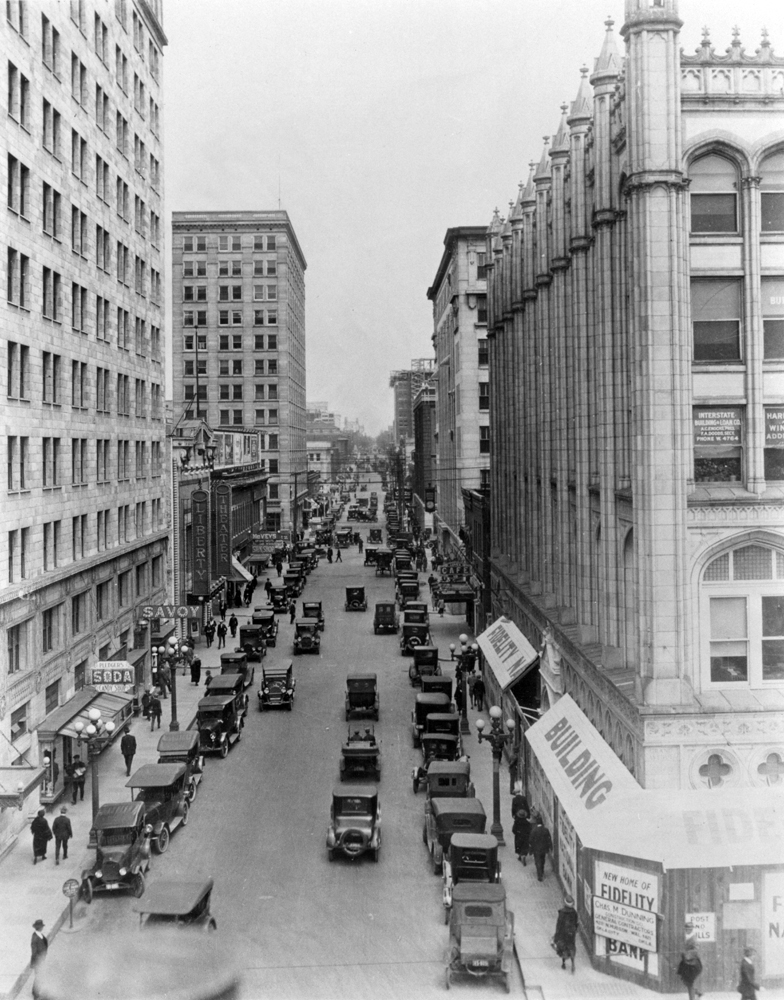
[
  {"left": 529, "top": 816, "right": 553, "bottom": 881},
  {"left": 30, "top": 920, "right": 48, "bottom": 970},
  {"left": 204, "top": 619, "right": 216, "bottom": 647},
  {"left": 264, "top": 578, "right": 273, "bottom": 600},
  {"left": 190, "top": 655, "right": 202, "bottom": 686},
  {"left": 69, "top": 756, "right": 87, "bottom": 804},
  {"left": 149, "top": 693, "right": 162, "bottom": 731},
  {"left": 289, "top": 600, "right": 297, "bottom": 624},
  {"left": 229, "top": 613, "right": 239, "bottom": 638},
  {"left": 158, "top": 660, "right": 170, "bottom": 699},
  {"left": 120, "top": 730, "right": 137, "bottom": 776},
  {"left": 216, "top": 620, "right": 228, "bottom": 649},
  {"left": 52, "top": 806, "right": 72, "bottom": 865},
  {"left": 358, "top": 537, "right": 363, "bottom": 554},
  {"left": 335, "top": 546, "right": 342, "bottom": 563},
  {"left": 553, "top": 895, "right": 579, "bottom": 973},
  {"left": 30, "top": 809, "right": 52, "bottom": 864},
  {"left": 738, "top": 947, "right": 760, "bottom": 1000},
  {"left": 472, "top": 674, "right": 486, "bottom": 711}
]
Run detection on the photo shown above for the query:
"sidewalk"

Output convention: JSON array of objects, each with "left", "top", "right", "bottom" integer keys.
[{"left": 0, "top": 607, "right": 247, "bottom": 1000}]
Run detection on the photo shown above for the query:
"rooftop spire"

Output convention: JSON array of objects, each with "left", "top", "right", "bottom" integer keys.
[
  {"left": 551, "top": 103, "right": 570, "bottom": 153},
  {"left": 569, "top": 65, "right": 593, "bottom": 122},
  {"left": 521, "top": 161, "right": 537, "bottom": 204},
  {"left": 534, "top": 138, "right": 551, "bottom": 181},
  {"left": 593, "top": 16, "right": 622, "bottom": 78}
]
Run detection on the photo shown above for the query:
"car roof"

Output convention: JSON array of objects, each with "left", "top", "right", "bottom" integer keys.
[
  {"left": 303, "top": 601, "right": 322, "bottom": 608},
  {"left": 296, "top": 618, "right": 319, "bottom": 626},
  {"left": 346, "top": 586, "right": 365, "bottom": 593},
  {"left": 413, "top": 644, "right": 438, "bottom": 653},
  {"left": 220, "top": 651, "right": 246, "bottom": 661},
  {"left": 253, "top": 608, "right": 274, "bottom": 617},
  {"left": 347, "top": 672, "right": 377, "bottom": 682},
  {"left": 421, "top": 733, "right": 459, "bottom": 747},
  {"left": 375, "top": 601, "right": 395, "bottom": 609},
  {"left": 452, "top": 883, "right": 506, "bottom": 904},
  {"left": 206, "top": 675, "right": 243, "bottom": 689},
  {"left": 94, "top": 801, "right": 146, "bottom": 829},
  {"left": 198, "top": 695, "right": 236, "bottom": 709},
  {"left": 431, "top": 797, "right": 486, "bottom": 819},
  {"left": 264, "top": 660, "right": 292, "bottom": 676},
  {"left": 427, "top": 713, "right": 460, "bottom": 722},
  {"left": 333, "top": 784, "right": 377, "bottom": 798},
  {"left": 157, "top": 731, "right": 200, "bottom": 755},
  {"left": 428, "top": 760, "right": 471, "bottom": 777},
  {"left": 134, "top": 878, "right": 214, "bottom": 916},
  {"left": 450, "top": 833, "right": 498, "bottom": 850},
  {"left": 415, "top": 693, "right": 450, "bottom": 706},
  {"left": 126, "top": 763, "right": 187, "bottom": 788}
]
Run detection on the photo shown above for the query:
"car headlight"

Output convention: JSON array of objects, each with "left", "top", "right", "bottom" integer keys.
[
  {"left": 286, "top": 689, "right": 293, "bottom": 696},
  {"left": 95, "top": 870, "right": 103, "bottom": 879},
  {"left": 119, "top": 867, "right": 128, "bottom": 876},
  {"left": 210, "top": 733, "right": 216, "bottom": 742},
  {"left": 263, "top": 687, "right": 269, "bottom": 694}
]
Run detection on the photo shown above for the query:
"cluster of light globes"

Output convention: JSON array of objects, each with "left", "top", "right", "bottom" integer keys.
[
  {"left": 155, "top": 637, "right": 192, "bottom": 659},
  {"left": 74, "top": 706, "right": 116, "bottom": 741}
]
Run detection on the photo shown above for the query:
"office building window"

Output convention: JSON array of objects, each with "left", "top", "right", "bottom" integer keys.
[
  {"left": 691, "top": 278, "right": 742, "bottom": 362},
  {"left": 761, "top": 151, "right": 784, "bottom": 233},
  {"left": 765, "top": 407, "right": 784, "bottom": 481},
  {"left": 96, "top": 580, "right": 110, "bottom": 620},
  {"left": 10, "top": 702, "right": 28, "bottom": 741},
  {"left": 42, "top": 604, "right": 61, "bottom": 653},
  {"left": 479, "top": 426, "right": 490, "bottom": 454},
  {"left": 479, "top": 383, "right": 490, "bottom": 410},
  {"left": 689, "top": 154, "right": 738, "bottom": 234},
  {"left": 7, "top": 620, "right": 28, "bottom": 674},
  {"left": 693, "top": 407, "right": 743, "bottom": 483},
  {"left": 6, "top": 248, "right": 29, "bottom": 308},
  {"left": 763, "top": 278, "right": 784, "bottom": 360}
]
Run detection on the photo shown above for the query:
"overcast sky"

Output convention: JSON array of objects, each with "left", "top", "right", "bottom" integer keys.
[{"left": 163, "top": 0, "right": 781, "bottom": 436}]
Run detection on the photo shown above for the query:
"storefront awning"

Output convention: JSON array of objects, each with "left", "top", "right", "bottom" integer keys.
[
  {"left": 437, "top": 583, "right": 476, "bottom": 604},
  {"left": 231, "top": 555, "right": 254, "bottom": 582},
  {"left": 476, "top": 616, "right": 539, "bottom": 691},
  {"left": 36, "top": 687, "right": 133, "bottom": 741}
]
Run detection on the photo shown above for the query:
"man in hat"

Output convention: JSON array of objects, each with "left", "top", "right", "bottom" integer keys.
[
  {"left": 30, "top": 809, "right": 52, "bottom": 865},
  {"left": 553, "top": 895, "right": 579, "bottom": 972},
  {"left": 677, "top": 943, "right": 703, "bottom": 1000},
  {"left": 52, "top": 805, "right": 73, "bottom": 865},
  {"left": 30, "top": 920, "right": 47, "bottom": 969},
  {"left": 120, "top": 729, "right": 137, "bottom": 776},
  {"left": 529, "top": 815, "right": 553, "bottom": 882},
  {"left": 738, "top": 947, "right": 760, "bottom": 1000},
  {"left": 68, "top": 756, "right": 87, "bottom": 803}
]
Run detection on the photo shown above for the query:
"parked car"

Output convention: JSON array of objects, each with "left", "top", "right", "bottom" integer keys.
[
  {"left": 205, "top": 672, "right": 249, "bottom": 717},
  {"left": 126, "top": 763, "right": 191, "bottom": 855},
  {"left": 373, "top": 601, "right": 399, "bottom": 634},
  {"left": 401, "top": 623, "right": 432, "bottom": 657},
  {"left": 219, "top": 650, "right": 255, "bottom": 688},
  {"left": 398, "top": 581, "right": 421, "bottom": 609},
  {"left": 368, "top": 528, "right": 382, "bottom": 544},
  {"left": 197, "top": 694, "right": 243, "bottom": 758},
  {"left": 442, "top": 833, "right": 501, "bottom": 923},
  {"left": 135, "top": 878, "right": 217, "bottom": 932},
  {"left": 251, "top": 607, "right": 279, "bottom": 647},
  {"left": 283, "top": 571, "right": 304, "bottom": 597},
  {"left": 413, "top": 734, "right": 463, "bottom": 792},
  {"left": 363, "top": 546, "right": 378, "bottom": 566},
  {"left": 423, "top": 760, "right": 475, "bottom": 815},
  {"left": 344, "top": 586, "right": 368, "bottom": 612},
  {"left": 345, "top": 673, "right": 379, "bottom": 720},
  {"left": 340, "top": 724, "right": 381, "bottom": 782},
  {"left": 420, "top": 675, "right": 454, "bottom": 706},
  {"left": 81, "top": 802, "right": 151, "bottom": 902},
  {"left": 335, "top": 527, "right": 353, "bottom": 547},
  {"left": 288, "top": 560, "right": 307, "bottom": 585},
  {"left": 326, "top": 785, "right": 381, "bottom": 862},
  {"left": 412, "top": 692, "right": 451, "bottom": 747},
  {"left": 408, "top": 644, "right": 440, "bottom": 681},
  {"left": 293, "top": 618, "right": 321, "bottom": 655},
  {"left": 270, "top": 584, "right": 289, "bottom": 612},
  {"left": 156, "top": 731, "right": 204, "bottom": 802},
  {"left": 402, "top": 609, "right": 429, "bottom": 629},
  {"left": 444, "top": 883, "right": 514, "bottom": 992},
  {"left": 375, "top": 548, "right": 394, "bottom": 575},
  {"left": 423, "top": 798, "right": 487, "bottom": 873},
  {"left": 405, "top": 600, "right": 430, "bottom": 619},
  {"left": 258, "top": 661, "right": 296, "bottom": 711},
  {"left": 302, "top": 600, "right": 325, "bottom": 631}
]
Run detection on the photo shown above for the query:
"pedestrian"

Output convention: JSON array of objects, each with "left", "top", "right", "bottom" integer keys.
[
  {"left": 289, "top": 600, "right": 296, "bottom": 624},
  {"left": 30, "top": 808, "right": 52, "bottom": 865},
  {"left": 437, "top": 598, "right": 445, "bottom": 617},
  {"left": 149, "top": 693, "right": 162, "bottom": 731},
  {"left": 358, "top": 537, "right": 364, "bottom": 554},
  {"left": 454, "top": 680, "right": 464, "bottom": 715},
  {"left": 204, "top": 670, "right": 213, "bottom": 691},
  {"left": 141, "top": 689, "right": 152, "bottom": 720},
  {"left": 219, "top": 600, "right": 227, "bottom": 621},
  {"left": 190, "top": 655, "right": 202, "bottom": 685},
  {"left": 69, "top": 756, "right": 87, "bottom": 803},
  {"left": 677, "top": 944, "right": 703, "bottom": 1000},
  {"left": 158, "top": 660, "right": 170, "bottom": 699},
  {"left": 473, "top": 675, "right": 486, "bottom": 711},
  {"left": 421, "top": 553, "right": 428, "bottom": 573},
  {"left": 52, "top": 806, "right": 72, "bottom": 865},
  {"left": 204, "top": 620, "right": 216, "bottom": 647},
  {"left": 276, "top": 560, "right": 283, "bottom": 577},
  {"left": 120, "top": 730, "right": 137, "bottom": 776},
  {"left": 326, "top": 547, "right": 333, "bottom": 564},
  {"left": 428, "top": 573, "right": 437, "bottom": 593},
  {"left": 30, "top": 920, "right": 48, "bottom": 970},
  {"left": 529, "top": 816, "right": 553, "bottom": 881},
  {"left": 512, "top": 808, "right": 532, "bottom": 865},
  {"left": 511, "top": 782, "right": 529, "bottom": 819},
  {"left": 738, "top": 947, "right": 760, "bottom": 1000},
  {"left": 553, "top": 895, "right": 579, "bottom": 973},
  {"left": 264, "top": 578, "right": 273, "bottom": 598},
  {"left": 244, "top": 586, "right": 252, "bottom": 607},
  {"left": 335, "top": 546, "right": 342, "bottom": 563},
  {"left": 217, "top": 621, "right": 227, "bottom": 649}
]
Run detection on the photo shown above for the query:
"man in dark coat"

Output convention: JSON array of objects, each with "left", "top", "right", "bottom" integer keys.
[
  {"left": 512, "top": 808, "right": 532, "bottom": 865},
  {"left": 553, "top": 896, "right": 579, "bottom": 972},
  {"left": 30, "top": 919, "right": 48, "bottom": 968},
  {"left": 738, "top": 947, "right": 759, "bottom": 999},
  {"left": 511, "top": 783, "right": 529, "bottom": 820},
  {"left": 204, "top": 620, "right": 216, "bottom": 647},
  {"left": 30, "top": 809, "right": 52, "bottom": 864},
  {"left": 275, "top": 560, "right": 283, "bottom": 577},
  {"left": 229, "top": 613, "right": 239, "bottom": 638},
  {"left": 529, "top": 817, "right": 553, "bottom": 881},
  {"left": 216, "top": 621, "right": 227, "bottom": 649},
  {"left": 289, "top": 600, "right": 296, "bottom": 624},
  {"left": 472, "top": 675, "right": 486, "bottom": 711},
  {"left": 190, "top": 655, "right": 202, "bottom": 685},
  {"left": 335, "top": 546, "right": 342, "bottom": 562},
  {"left": 69, "top": 757, "right": 87, "bottom": 803},
  {"left": 52, "top": 806, "right": 73, "bottom": 865},
  {"left": 120, "top": 731, "right": 137, "bottom": 776},
  {"left": 264, "top": 578, "right": 273, "bottom": 598},
  {"left": 149, "top": 694, "right": 162, "bottom": 731},
  {"left": 141, "top": 689, "right": 152, "bottom": 720}
]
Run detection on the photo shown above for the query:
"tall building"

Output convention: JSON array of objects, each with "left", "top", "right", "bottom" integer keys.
[
  {"left": 411, "top": 379, "right": 436, "bottom": 531},
  {"left": 171, "top": 211, "right": 307, "bottom": 534},
  {"left": 0, "top": 0, "right": 168, "bottom": 835},
  {"left": 389, "top": 359, "right": 434, "bottom": 446},
  {"left": 427, "top": 228, "right": 490, "bottom": 558},
  {"left": 485, "top": 2, "right": 784, "bottom": 990}
]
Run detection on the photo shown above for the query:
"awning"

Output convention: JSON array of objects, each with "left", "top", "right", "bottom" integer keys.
[
  {"left": 437, "top": 583, "right": 476, "bottom": 604},
  {"left": 476, "top": 616, "right": 539, "bottom": 691},
  {"left": 36, "top": 687, "right": 133, "bottom": 741},
  {"left": 231, "top": 555, "right": 253, "bottom": 583}
]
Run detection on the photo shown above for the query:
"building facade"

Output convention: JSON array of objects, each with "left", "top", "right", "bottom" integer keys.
[
  {"left": 389, "top": 359, "right": 434, "bottom": 447},
  {"left": 427, "top": 228, "right": 490, "bottom": 559},
  {"left": 171, "top": 210, "right": 307, "bottom": 536},
  {"left": 411, "top": 379, "right": 436, "bottom": 531},
  {"left": 0, "top": 0, "right": 168, "bottom": 833}
]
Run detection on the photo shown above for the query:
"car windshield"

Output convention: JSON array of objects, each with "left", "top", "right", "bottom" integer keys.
[
  {"left": 97, "top": 828, "right": 135, "bottom": 847},
  {"left": 336, "top": 797, "right": 372, "bottom": 814},
  {"left": 465, "top": 905, "right": 494, "bottom": 918},
  {"left": 199, "top": 711, "right": 223, "bottom": 723},
  {"left": 135, "top": 787, "right": 171, "bottom": 802}
]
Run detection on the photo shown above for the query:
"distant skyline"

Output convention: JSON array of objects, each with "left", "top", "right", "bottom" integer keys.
[{"left": 164, "top": 0, "right": 781, "bottom": 436}]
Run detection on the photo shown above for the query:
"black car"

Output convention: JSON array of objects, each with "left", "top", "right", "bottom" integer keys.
[
  {"left": 126, "top": 763, "right": 191, "bottom": 855},
  {"left": 258, "top": 661, "right": 296, "bottom": 710},
  {"left": 345, "top": 586, "right": 368, "bottom": 612},
  {"left": 345, "top": 673, "right": 379, "bottom": 720},
  {"left": 302, "top": 600, "right": 325, "bottom": 631},
  {"left": 251, "top": 607, "right": 279, "bottom": 647},
  {"left": 197, "top": 694, "right": 243, "bottom": 758},
  {"left": 293, "top": 618, "right": 321, "bottom": 655},
  {"left": 81, "top": 802, "right": 151, "bottom": 901}
]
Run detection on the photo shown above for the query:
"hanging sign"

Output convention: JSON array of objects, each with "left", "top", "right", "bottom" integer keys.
[
  {"left": 191, "top": 489, "right": 210, "bottom": 595},
  {"left": 214, "top": 483, "right": 233, "bottom": 577}
]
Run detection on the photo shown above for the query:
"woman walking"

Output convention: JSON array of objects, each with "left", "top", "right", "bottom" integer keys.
[
  {"left": 512, "top": 807, "right": 531, "bottom": 865},
  {"left": 553, "top": 895, "right": 579, "bottom": 973},
  {"left": 677, "top": 945, "right": 703, "bottom": 1000}
]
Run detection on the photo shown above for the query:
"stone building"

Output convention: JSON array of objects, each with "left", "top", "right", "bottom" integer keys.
[
  {"left": 171, "top": 210, "right": 307, "bottom": 535},
  {"left": 411, "top": 378, "right": 437, "bottom": 532},
  {"left": 0, "top": 0, "right": 168, "bottom": 832}
]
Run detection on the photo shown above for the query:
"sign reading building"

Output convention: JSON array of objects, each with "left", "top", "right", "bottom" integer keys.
[{"left": 693, "top": 407, "right": 743, "bottom": 445}]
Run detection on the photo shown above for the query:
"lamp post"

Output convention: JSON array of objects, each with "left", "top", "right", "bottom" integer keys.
[
  {"left": 450, "top": 633, "right": 476, "bottom": 736},
  {"left": 166, "top": 636, "right": 182, "bottom": 731},
  {"left": 74, "top": 707, "right": 116, "bottom": 843},
  {"left": 475, "top": 705, "right": 515, "bottom": 845}
]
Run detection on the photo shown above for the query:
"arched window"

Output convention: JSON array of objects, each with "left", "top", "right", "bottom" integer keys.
[
  {"left": 761, "top": 151, "right": 784, "bottom": 233},
  {"left": 689, "top": 154, "right": 738, "bottom": 234},
  {"left": 702, "top": 543, "right": 784, "bottom": 685}
]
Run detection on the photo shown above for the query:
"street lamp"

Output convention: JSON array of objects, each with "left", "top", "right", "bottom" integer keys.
[
  {"left": 167, "top": 637, "right": 181, "bottom": 732},
  {"left": 74, "top": 707, "right": 116, "bottom": 844},
  {"left": 450, "top": 633, "right": 476, "bottom": 736},
  {"left": 475, "top": 705, "right": 515, "bottom": 846}
]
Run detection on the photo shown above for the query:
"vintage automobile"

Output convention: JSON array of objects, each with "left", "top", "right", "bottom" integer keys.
[
  {"left": 426, "top": 712, "right": 462, "bottom": 744},
  {"left": 335, "top": 527, "right": 353, "bottom": 547},
  {"left": 293, "top": 618, "right": 321, "bottom": 655},
  {"left": 219, "top": 650, "right": 255, "bottom": 688},
  {"left": 205, "top": 672, "right": 249, "bottom": 717},
  {"left": 136, "top": 878, "right": 217, "bottom": 932},
  {"left": 413, "top": 734, "right": 463, "bottom": 792},
  {"left": 401, "top": 622, "right": 432, "bottom": 657},
  {"left": 412, "top": 692, "right": 451, "bottom": 747},
  {"left": 398, "top": 581, "right": 421, "bottom": 609},
  {"left": 81, "top": 802, "right": 151, "bottom": 901},
  {"left": 197, "top": 694, "right": 243, "bottom": 758},
  {"left": 126, "top": 763, "right": 191, "bottom": 855},
  {"left": 363, "top": 545, "right": 378, "bottom": 566},
  {"left": 236, "top": 625, "right": 266, "bottom": 663},
  {"left": 302, "top": 600, "right": 325, "bottom": 631},
  {"left": 157, "top": 731, "right": 204, "bottom": 802},
  {"left": 258, "top": 660, "right": 296, "bottom": 711},
  {"left": 344, "top": 586, "right": 368, "bottom": 612},
  {"left": 406, "top": 600, "right": 430, "bottom": 619},
  {"left": 423, "top": 797, "right": 487, "bottom": 873},
  {"left": 315, "top": 528, "right": 333, "bottom": 546},
  {"left": 421, "top": 675, "right": 454, "bottom": 706},
  {"left": 395, "top": 552, "right": 414, "bottom": 572},
  {"left": 251, "top": 607, "right": 279, "bottom": 647},
  {"left": 299, "top": 547, "right": 319, "bottom": 572},
  {"left": 288, "top": 560, "right": 307, "bottom": 584},
  {"left": 345, "top": 673, "right": 379, "bottom": 720},
  {"left": 340, "top": 724, "right": 381, "bottom": 782},
  {"left": 402, "top": 609, "right": 429, "bottom": 629},
  {"left": 326, "top": 785, "right": 381, "bottom": 862},
  {"left": 368, "top": 528, "right": 382, "bottom": 544},
  {"left": 346, "top": 505, "right": 360, "bottom": 521},
  {"left": 375, "top": 548, "right": 394, "bottom": 576},
  {"left": 270, "top": 584, "right": 289, "bottom": 612},
  {"left": 444, "top": 883, "right": 514, "bottom": 992},
  {"left": 408, "top": 644, "right": 440, "bottom": 682},
  {"left": 423, "top": 760, "right": 475, "bottom": 814},
  {"left": 283, "top": 571, "right": 304, "bottom": 597},
  {"left": 442, "top": 833, "right": 501, "bottom": 923},
  {"left": 373, "top": 601, "right": 399, "bottom": 634}
]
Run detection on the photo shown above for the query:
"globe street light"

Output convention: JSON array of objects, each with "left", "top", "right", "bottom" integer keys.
[
  {"left": 74, "top": 708, "right": 116, "bottom": 843},
  {"left": 475, "top": 705, "right": 515, "bottom": 845},
  {"left": 451, "top": 633, "right": 476, "bottom": 735},
  {"left": 166, "top": 637, "right": 183, "bottom": 732}
]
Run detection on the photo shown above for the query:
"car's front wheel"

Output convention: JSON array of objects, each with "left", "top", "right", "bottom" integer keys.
[
  {"left": 220, "top": 740, "right": 229, "bottom": 759},
  {"left": 82, "top": 877, "right": 93, "bottom": 904},
  {"left": 181, "top": 800, "right": 190, "bottom": 826},
  {"left": 155, "top": 825, "right": 170, "bottom": 854},
  {"left": 132, "top": 872, "right": 145, "bottom": 898}
]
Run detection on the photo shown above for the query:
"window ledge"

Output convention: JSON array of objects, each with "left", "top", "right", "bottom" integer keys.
[{"left": 692, "top": 363, "right": 745, "bottom": 373}]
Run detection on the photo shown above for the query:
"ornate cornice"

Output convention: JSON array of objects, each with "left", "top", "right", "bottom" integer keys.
[{"left": 687, "top": 503, "right": 784, "bottom": 525}]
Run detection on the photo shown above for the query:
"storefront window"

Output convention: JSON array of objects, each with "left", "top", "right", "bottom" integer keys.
[{"left": 693, "top": 407, "right": 743, "bottom": 482}]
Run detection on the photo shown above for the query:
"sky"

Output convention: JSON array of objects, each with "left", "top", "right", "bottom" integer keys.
[{"left": 163, "top": 0, "right": 783, "bottom": 436}]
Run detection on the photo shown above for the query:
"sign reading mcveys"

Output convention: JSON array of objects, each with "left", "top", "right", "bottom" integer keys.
[{"left": 191, "top": 489, "right": 210, "bottom": 596}]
